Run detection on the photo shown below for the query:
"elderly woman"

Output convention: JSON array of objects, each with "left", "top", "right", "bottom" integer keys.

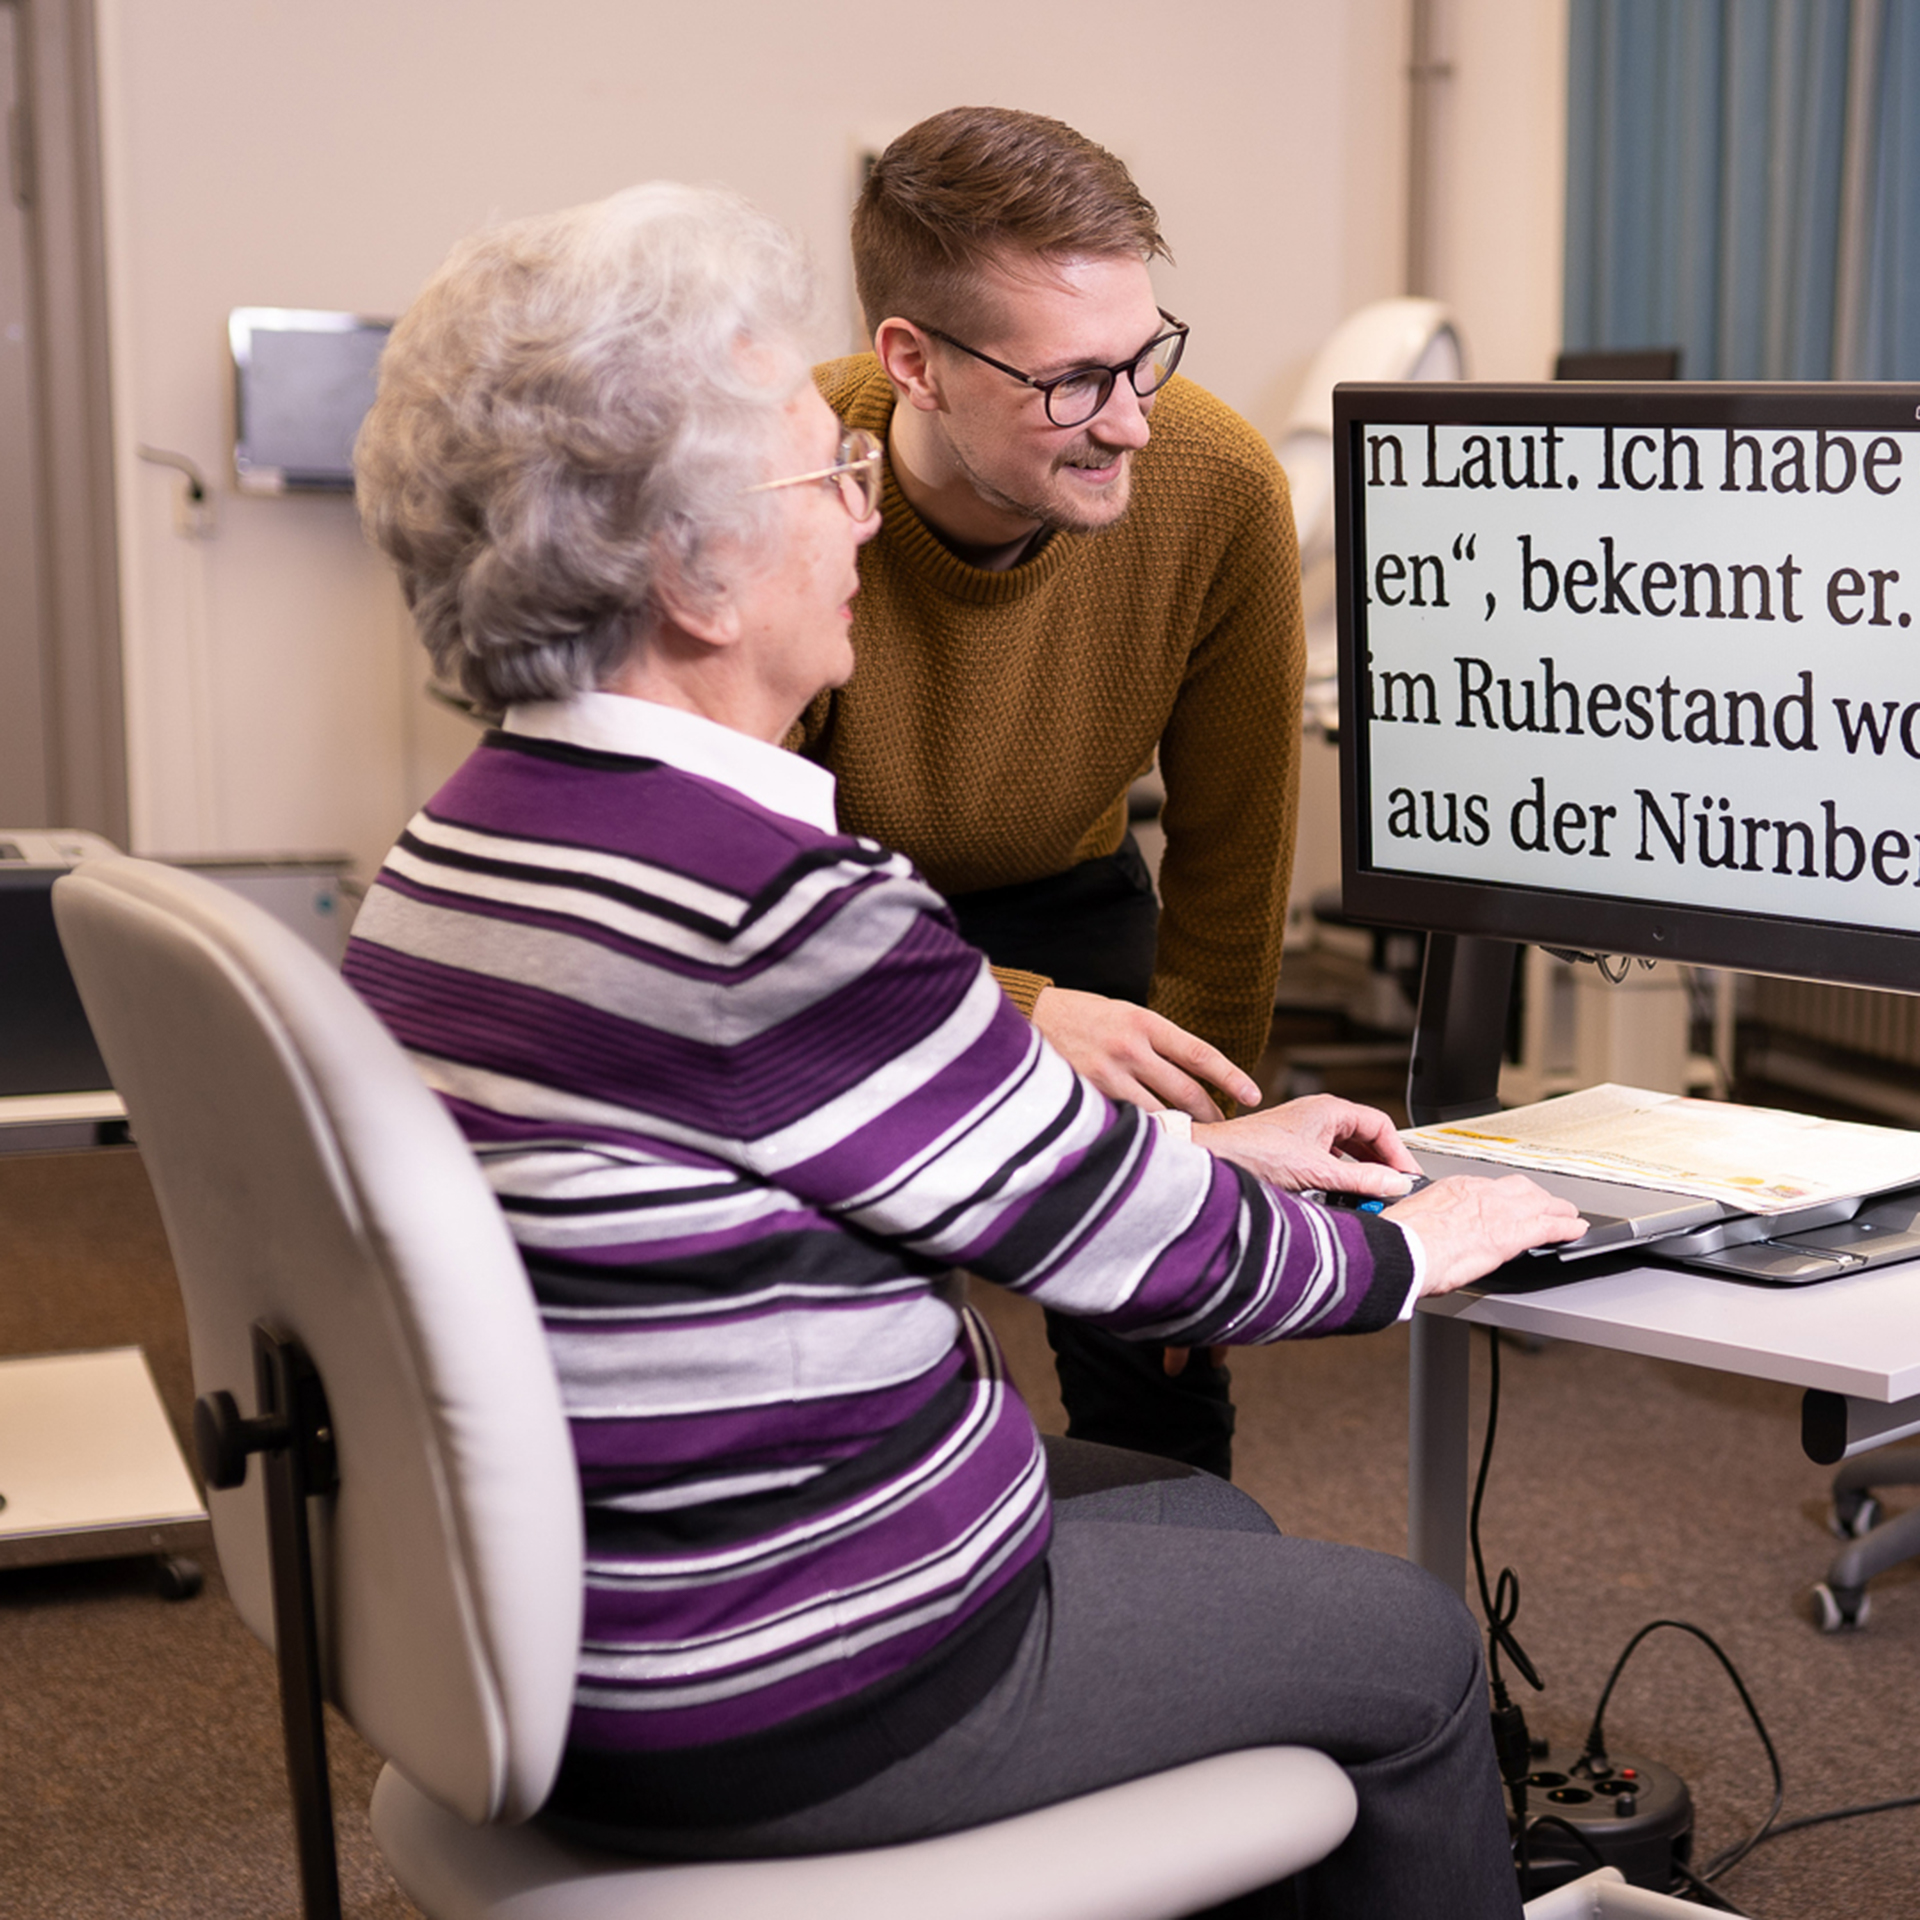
[{"left": 345, "top": 183, "right": 1581, "bottom": 1919}]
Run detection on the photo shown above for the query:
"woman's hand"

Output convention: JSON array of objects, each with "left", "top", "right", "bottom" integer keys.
[
  {"left": 1032, "top": 987, "right": 1260, "bottom": 1121},
  {"left": 1165, "top": 1094, "right": 1423, "bottom": 1376},
  {"left": 1384, "top": 1174, "right": 1588, "bottom": 1295},
  {"left": 1193, "top": 1093, "right": 1424, "bottom": 1195}
]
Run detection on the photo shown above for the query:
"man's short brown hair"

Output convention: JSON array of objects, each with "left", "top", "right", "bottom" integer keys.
[{"left": 852, "top": 106, "right": 1169, "bottom": 340}]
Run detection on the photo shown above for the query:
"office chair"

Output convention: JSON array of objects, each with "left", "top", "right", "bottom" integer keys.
[
  {"left": 52, "top": 854, "right": 1360, "bottom": 1920},
  {"left": 1814, "top": 1448, "right": 1920, "bottom": 1632}
]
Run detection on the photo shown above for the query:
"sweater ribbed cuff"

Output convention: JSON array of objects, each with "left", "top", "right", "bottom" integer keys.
[
  {"left": 1341, "top": 1211, "right": 1421, "bottom": 1334},
  {"left": 993, "top": 965, "right": 1053, "bottom": 1020}
]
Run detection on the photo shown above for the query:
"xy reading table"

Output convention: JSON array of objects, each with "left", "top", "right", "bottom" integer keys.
[{"left": 1408, "top": 1255, "right": 1920, "bottom": 1594}]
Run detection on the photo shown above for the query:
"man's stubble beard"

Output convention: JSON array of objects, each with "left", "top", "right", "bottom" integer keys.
[{"left": 949, "top": 434, "right": 1137, "bottom": 537}]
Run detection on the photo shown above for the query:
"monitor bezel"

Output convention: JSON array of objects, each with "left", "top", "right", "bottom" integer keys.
[{"left": 1334, "top": 380, "right": 1920, "bottom": 997}]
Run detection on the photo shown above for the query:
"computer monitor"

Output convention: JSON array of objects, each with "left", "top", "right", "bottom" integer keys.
[
  {"left": 230, "top": 307, "right": 391, "bottom": 494},
  {"left": 1335, "top": 381, "right": 1920, "bottom": 1001},
  {"left": 0, "top": 861, "right": 111, "bottom": 1097}
]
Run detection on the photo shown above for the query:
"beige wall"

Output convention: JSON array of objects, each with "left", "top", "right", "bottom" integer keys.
[
  {"left": 91, "top": 0, "right": 1564, "bottom": 880},
  {"left": 1420, "top": 0, "right": 1570, "bottom": 380}
]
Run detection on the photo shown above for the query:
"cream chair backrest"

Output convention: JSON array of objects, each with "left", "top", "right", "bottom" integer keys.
[{"left": 54, "top": 855, "right": 582, "bottom": 1825}]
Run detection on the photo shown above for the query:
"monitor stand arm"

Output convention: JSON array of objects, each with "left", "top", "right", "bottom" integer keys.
[{"left": 1406, "top": 933, "right": 1517, "bottom": 1128}]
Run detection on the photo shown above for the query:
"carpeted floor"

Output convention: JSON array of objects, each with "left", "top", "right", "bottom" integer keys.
[
  {"left": 4, "top": 1131, "right": 1918, "bottom": 1918},
  {"left": 0, "top": 1147, "right": 411, "bottom": 1919}
]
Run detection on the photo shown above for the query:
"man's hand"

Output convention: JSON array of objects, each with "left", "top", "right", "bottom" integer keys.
[
  {"left": 1032, "top": 987, "right": 1259, "bottom": 1121},
  {"left": 1383, "top": 1174, "right": 1587, "bottom": 1296},
  {"left": 1193, "top": 1094, "right": 1423, "bottom": 1195}
]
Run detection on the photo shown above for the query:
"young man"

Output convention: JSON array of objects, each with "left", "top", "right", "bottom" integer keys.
[{"left": 800, "top": 107, "right": 1304, "bottom": 1479}]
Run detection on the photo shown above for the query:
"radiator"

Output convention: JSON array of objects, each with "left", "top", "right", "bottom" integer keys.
[{"left": 1752, "top": 978, "right": 1920, "bottom": 1069}]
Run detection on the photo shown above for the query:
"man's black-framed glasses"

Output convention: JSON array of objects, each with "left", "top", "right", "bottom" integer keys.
[{"left": 921, "top": 309, "right": 1189, "bottom": 428}]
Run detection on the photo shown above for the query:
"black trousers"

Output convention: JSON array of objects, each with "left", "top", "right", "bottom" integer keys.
[{"left": 946, "top": 839, "right": 1239, "bottom": 1480}]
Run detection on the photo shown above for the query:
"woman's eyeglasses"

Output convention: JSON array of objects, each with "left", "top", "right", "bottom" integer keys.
[{"left": 747, "top": 427, "right": 883, "bottom": 520}]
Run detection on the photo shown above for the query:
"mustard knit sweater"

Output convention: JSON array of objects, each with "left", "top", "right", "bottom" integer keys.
[{"left": 799, "top": 356, "right": 1304, "bottom": 1076}]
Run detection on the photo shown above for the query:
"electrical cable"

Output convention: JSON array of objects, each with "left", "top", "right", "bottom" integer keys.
[
  {"left": 1470, "top": 1329, "right": 1545, "bottom": 1885},
  {"left": 1738, "top": 1791, "right": 1920, "bottom": 1847},
  {"left": 1470, "top": 1318, "right": 1918, "bottom": 1904},
  {"left": 1578, "top": 1619, "right": 1783, "bottom": 1883},
  {"left": 1471, "top": 1329, "right": 1545, "bottom": 1694},
  {"left": 1538, "top": 949, "right": 1655, "bottom": 982},
  {"left": 135, "top": 443, "right": 210, "bottom": 503},
  {"left": 1474, "top": 1332, "right": 1769, "bottom": 1906},
  {"left": 1667, "top": 1858, "right": 1749, "bottom": 1913},
  {"left": 1523, "top": 1815, "right": 1607, "bottom": 1874}
]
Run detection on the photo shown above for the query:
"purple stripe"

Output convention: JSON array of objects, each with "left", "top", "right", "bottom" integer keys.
[
  {"left": 367, "top": 854, "right": 899, "bottom": 998},
  {"left": 432, "top": 743, "right": 810, "bottom": 888},
  {"left": 432, "top": 1096, "right": 713, "bottom": 1163},
  {"left": 1106, "top": 1178, "right": 1378, "bottom": 1342},
  {"left": 582, "top": 1401, "right": 1035, "bottom": 1632},
  {"left": 788, "top": 989, "right": 1044, "bottom": 1202},
  {"left": 352, "top": 929, "right": 983, "bottom": 1143},
  {"left": 572, "top": 1508, "right": 1049, "bottom": 1745},
  {"left": 571, "top": 1547, "right": 1048, "bottom": 1747}
]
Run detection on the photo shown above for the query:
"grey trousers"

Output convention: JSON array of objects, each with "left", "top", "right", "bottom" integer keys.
[{"left": 558, "top": 1439, "right": 1522, "bottom": 1920}]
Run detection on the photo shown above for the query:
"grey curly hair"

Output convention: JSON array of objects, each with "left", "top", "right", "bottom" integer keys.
[{"left": 355, "top": 183, "right": 820, "bottom": 709}]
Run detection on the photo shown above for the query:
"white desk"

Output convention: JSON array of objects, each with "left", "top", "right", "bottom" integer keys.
[
  {"left": 0, "top": 1346, "right": 207, "bottom": 1573},
  {"left": 0, "top": 1088, "right": 127, "bottom": 1154},
  {"left": 1409, "top": 1258, "right": 1920, "bottom": 1594}
]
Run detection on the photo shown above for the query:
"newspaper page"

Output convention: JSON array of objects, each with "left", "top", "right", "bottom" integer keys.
[{"left": 1404, "top": 1083, "right": 1920, "bottom": 1215}]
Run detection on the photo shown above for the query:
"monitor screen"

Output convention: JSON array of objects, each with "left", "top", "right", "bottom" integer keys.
[
  {"left": 1335, "top": 382, "right": 1920, "bottom": 994},
  {"left": 230, "top": 307, "right": 391, "bottom": 494}
]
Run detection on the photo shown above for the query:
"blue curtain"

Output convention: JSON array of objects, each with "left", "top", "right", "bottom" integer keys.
[{"left": 1565, "top": 0, "right": 1920, "bottom": 379}]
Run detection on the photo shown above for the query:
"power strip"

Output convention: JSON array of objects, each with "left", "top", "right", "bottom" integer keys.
[{"left": 1515, "top": 1745, "right": 1694, "bottom": 1897}]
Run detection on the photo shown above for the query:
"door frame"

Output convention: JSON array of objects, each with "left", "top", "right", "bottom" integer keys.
[{"left": 8, "top": 0, "right": 126, "bottom": 845}]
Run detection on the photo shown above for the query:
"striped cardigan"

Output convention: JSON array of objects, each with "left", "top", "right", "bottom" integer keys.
[{"left": 343, "top": 694, "right": 1412, "bottom": 1828}]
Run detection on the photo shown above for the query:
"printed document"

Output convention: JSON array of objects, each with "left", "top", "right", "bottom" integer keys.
[{"left": 1403, "top": 1083, "right": 1920, "bottom": 1216}]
